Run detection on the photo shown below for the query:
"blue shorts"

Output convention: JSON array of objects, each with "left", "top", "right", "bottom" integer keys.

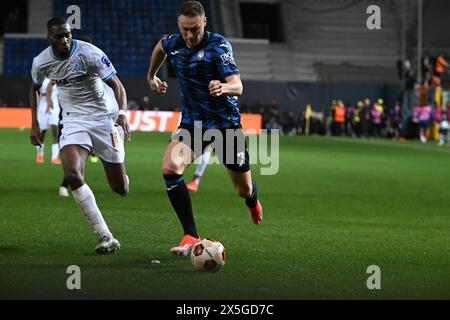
[
  {"left": 419, "top": 121, "right": 430, "bottom": 129},
  {"left": 170, "top": 124, "right": 250, "bottom": 173}
]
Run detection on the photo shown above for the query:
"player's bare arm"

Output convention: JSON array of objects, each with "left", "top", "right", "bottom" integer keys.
[
  {"left": 29, "top": 83, "right": 42, "bottom": 147},
  {"left": 105, "top": 75, "right": 131, "bottom": 142},
  {"left": 147, "top": 38, "right": 168, "bottom": 95},
  {"left": 45, "top": 81, "right": 55, "bottom": 114},
  {"left": 208, "top": 75, "right": 243, "bottom": 97}
]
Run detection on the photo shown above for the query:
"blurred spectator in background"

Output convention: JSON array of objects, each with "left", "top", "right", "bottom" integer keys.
[
  {"left": 361, "top": 98, "right": 371, "bottom": 137},
  {"left": 437, "top": 102, "right": 450, "bottom": 146},
  {"left": 281, "top": 111, "right": 297, "bottom": 136},
  {"left": 438, "top": 110, "right": 450, "bottom": 146},
  {"left": 418, "top": 104, "right": 433, "bottom": 144},
  {"left": 388, "top": 101, "right": 401, "bottom": 140},
  {"left": 304, "top": 103, "right": 312, "bottom": 136},
  {"left": 127, "top": 99, "right": 141, "bottom": 110},
  {"left": 353, "top": 101, "right": 363, "bottom": 138},
  {"left": 433, "top": 55, "right": 449, "bottom": 87},
  {"left": 345, "top": 102, "right": 355, "bottom": 137},
  {"left": 311, "top": 109, "right": 325, "bottom": 135},
  {"left": 141, "top": 96, "right": 152, "bottom": 110},
  {"left": 326, "top": 100, "right": 335, "bottom": 136},
  {"left": 370, "top": 99, "right": 384, "bottom": 138},
  {"left": 332, "top": 101, "right": 345, "bottom": 136},
  {"left": 266, "top": 117, "right": 282, "bottom": 131}
]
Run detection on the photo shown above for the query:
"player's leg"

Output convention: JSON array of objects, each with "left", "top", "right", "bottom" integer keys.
[
  {"left": 227, "top": 169, "right": 262, "bottom": 225},
  {"left": 186, "top": 147, "right": 212, "bottom": 192},
  {"left": 57, "top": 110, "right": 67, "bottom": 196},
  {"left": 36, "top": 129, "right": 46, "bottom": 163},
  {"left": 222, "top": 127, "right": 262, "bottom": 224},
  {"left": 61, "top": 144, "right": 119, "bottom": 254},
  {"left": 420, "top": 126, "right": 427, "bottom": 143},
  {"left": 36, "top": 107, "right": 48, "bottom": 163},
  {"left": 101, "top": 161, "right": 129, "bottom": 196},
  {"left": 50, "top": 125, "right": 61, "bottom": 164},
  {"left": 90, "top": 119, "right": 128, "bottom": 196},
  {"left": 162, "top": 139, "right": 199, "bottom": 255}
]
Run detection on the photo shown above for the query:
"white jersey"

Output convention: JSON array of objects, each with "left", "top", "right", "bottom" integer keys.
[{"left": 31, "top": 40, "right": 119, "bottom": 124}]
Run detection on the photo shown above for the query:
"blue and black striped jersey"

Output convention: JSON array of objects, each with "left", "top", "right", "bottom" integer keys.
[{"left": 162, "top": 32, "right": 241, "bottom": 129}]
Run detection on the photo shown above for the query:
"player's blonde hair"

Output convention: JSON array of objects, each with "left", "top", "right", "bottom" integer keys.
[{"left": 177, "top": 1, "right": 205, "bottom": 17}]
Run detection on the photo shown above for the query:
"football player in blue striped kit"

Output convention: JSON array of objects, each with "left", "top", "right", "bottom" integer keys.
[{"left": 147, "top": 1, "right": 263, "bottom": 256}]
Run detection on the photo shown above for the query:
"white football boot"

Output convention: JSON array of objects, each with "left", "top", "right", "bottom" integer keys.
[{"left": 95, "top": 236, "right": 121, "bottom": 255}]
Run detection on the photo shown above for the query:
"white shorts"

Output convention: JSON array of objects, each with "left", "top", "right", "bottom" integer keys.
[
  {"left": 59, "top": 119, "right": 125, "bottom": 164},
  {"left": 38, "top": 101, "right": 60, "bottom": 131}
]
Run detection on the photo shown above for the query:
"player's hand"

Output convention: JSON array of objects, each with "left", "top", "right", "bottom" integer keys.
[
  {"left": 209, "top": 80, "right": 223, "bottom": 97},
  {"left": 45, "top": 100, "right": 53, "bottom": 114},
  {"left": 116, "top": 115, "right": 131, "bottom": 142},
  {"left": 30, "top": 125, "right": 42, "bottom": 147},
  {"left": 150, "top": 76, "right": 168, "bottom": 95}
]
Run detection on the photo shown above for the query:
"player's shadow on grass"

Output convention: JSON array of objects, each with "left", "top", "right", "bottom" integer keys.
[{"left": 0, "top": 246, "right": 23, "bottom": 255}]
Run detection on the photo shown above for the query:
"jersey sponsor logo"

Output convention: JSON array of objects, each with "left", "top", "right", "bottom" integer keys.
[
  {"left": 101, "top": 55, "right": 111, "bottom": 68},
  {"left": 55, "top": 74, "right": 89, "bottom": 86},
  {"left": 220, "top": 52, "right": 234, "bottom": 66},
  {"left": 197, "top": 50, "right": 205, "bottom": 61},
  {"left": 74, "top": 62, "right": 86, "bottom": 73},
  {"left": 171, "top": 50, "right": 180, "bottom": 56}
]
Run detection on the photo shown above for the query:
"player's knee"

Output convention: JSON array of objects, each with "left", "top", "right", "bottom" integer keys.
[
  {"left": 64, "top": 171, "right": 84, "bottom": 188},
  {"left": 162, "top": 163, "right": 182, "bottom": 175},
  {"left": 236, "top": 184, "right": 252, "bottom": 198}
]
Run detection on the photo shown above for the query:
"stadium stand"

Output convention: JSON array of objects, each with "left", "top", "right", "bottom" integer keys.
[
  {"left": 3, "top": 36, "right": 48, "bottom": 75},
  {"left": 3, "top": 0, "right": 213, "bottom": 77},
  {"left": 213, "top": 0, "right": 407, "bottom": 83},
  {"left": 279, "top": 0, "right": 401, "bottom": 82},
  {"left": 230, "top": 38, "right": 272, "bottom": 81}
]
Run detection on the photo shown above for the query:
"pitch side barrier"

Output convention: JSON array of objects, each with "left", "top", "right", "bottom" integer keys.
[{"left": 0, "top": 108, "right": 262, "bottom": 134}]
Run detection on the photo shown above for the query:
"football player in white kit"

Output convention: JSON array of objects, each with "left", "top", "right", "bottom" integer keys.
[
  {"left": 36, "top": 77, "right": 61, "bottom": 164},
  {"left": 30, "top": 17, "right": 131, "bottom": 254}
]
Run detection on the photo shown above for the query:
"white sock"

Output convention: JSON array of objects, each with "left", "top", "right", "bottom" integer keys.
[
  {"left": 194, "top": 150, "right": 211, "bottom": 184},
  {"left": 51, "top": 143, "right": 59, "bottom": 160},
  {"left": 72, "top": 184, "right": 113, "bottom": 239},
  {"left": 36, "top": 144, "right": 44, "bottom": 156}
]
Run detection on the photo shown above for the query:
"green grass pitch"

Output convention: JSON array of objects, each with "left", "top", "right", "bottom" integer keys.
[{"left": 1, "top": 128, "right": 450, "bottom": 299}]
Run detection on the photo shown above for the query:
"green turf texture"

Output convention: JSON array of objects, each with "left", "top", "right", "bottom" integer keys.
[{"left": 1, "top": 128, "right": 450, "bottom": 299}]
